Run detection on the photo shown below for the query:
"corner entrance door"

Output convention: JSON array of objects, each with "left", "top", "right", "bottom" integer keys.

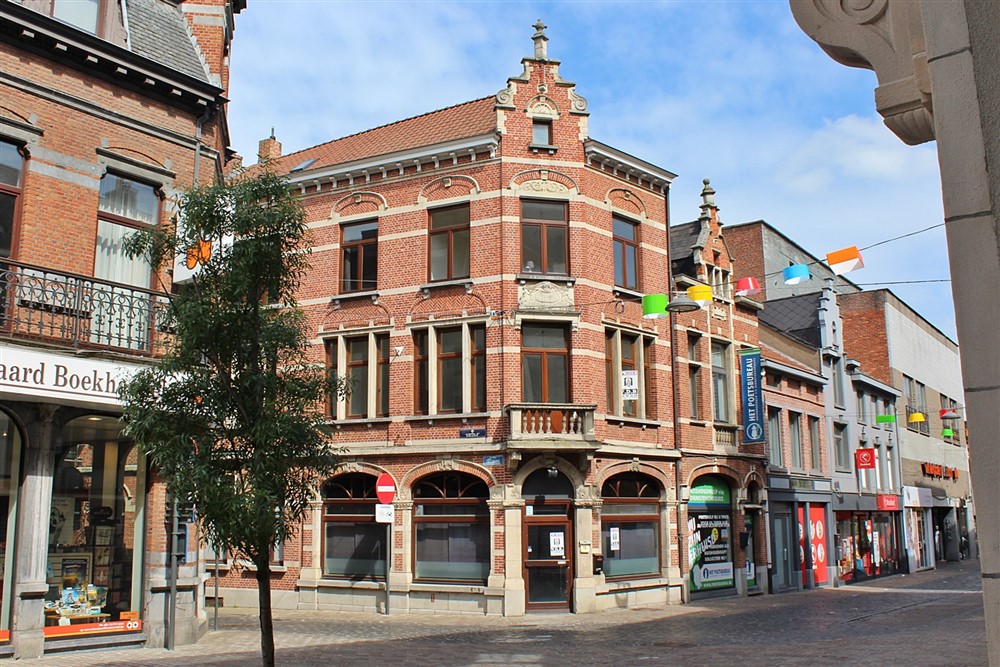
[{"left": 525, "top": 516, "right": 572, "bottom": 611}]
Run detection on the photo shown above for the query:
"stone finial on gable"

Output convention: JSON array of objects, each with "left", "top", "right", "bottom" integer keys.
[
  {"left": 532, "top": 19, "right": 549, "bottom": 60},
  {"left": 699, "top": 178, "right": 718, "bottom": 223}
]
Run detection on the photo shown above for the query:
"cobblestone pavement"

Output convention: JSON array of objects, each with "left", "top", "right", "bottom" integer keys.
[{"left": 13, "top": 560, "right": 987, "bottom": 667}]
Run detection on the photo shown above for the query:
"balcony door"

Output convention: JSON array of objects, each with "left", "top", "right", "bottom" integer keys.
[
  {"left": 522, "top": 467, "right": 574, "bottom": 611},
  {"left": 522, "top": 323, "right": 569, "bottom": 431}
]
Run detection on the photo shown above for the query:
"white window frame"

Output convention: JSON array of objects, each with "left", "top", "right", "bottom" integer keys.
[
  {"left": 325, "top": 327, "right": 392, "bottom": 420},
  {"left": 605, "top": 325, "right": 655, "bottom": 420},
  {"left": 410, "top": 317, "right": 489, "bottom": 416}
]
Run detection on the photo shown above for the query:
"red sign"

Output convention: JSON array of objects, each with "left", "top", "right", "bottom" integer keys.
[
  {"left": 798, "top": 506, "right": 828, "bottom": 585},
  {"left": 855, "top": 448, "right": 876, "bottom": 470},
  {"left": 375, "top": 473, "right": 396, "bottom": 504},
  {"left": 876, "top": 494, "right": 900, "bottom": 511},
  {"left": 42, "top": 619, "right": 142, "bottom": 638}
]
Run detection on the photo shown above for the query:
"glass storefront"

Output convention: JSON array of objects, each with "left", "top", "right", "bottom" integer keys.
[
  {"left": 0, "top": 410, "right": 22, "bottom": 643},
  {"left": 44, "top": 414, "right": 144, "bottom": 638},
  {"left": 836, "top": 511, "right": 902, "bottom": 583},
  {"left": 687, "top": 476, "right": 734, "bottom": 593}
]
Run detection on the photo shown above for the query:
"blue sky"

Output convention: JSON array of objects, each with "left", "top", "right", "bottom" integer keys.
[{"left": 227, "top": 0, "right": 955, "bottom": 339}]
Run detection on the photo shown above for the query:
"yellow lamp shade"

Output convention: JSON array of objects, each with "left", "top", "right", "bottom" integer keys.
[
  {"left": 687, "top": 285, "right": 713, "bottom": 305},
  {"left": 908, "top": 412, "right": 926, "bottom": 423}
]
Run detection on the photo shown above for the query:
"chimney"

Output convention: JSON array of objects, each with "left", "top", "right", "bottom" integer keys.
[{"left": 258, "top": 128, "right": 281, "bottom": 162}]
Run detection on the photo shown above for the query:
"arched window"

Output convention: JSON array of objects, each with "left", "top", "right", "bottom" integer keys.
[
  {"left": 413, "top": 472, "right": 489, "bottom": 582},
  {"left": 601, "top": 472, "right": 661, "bottom": 578},
  {"left": 322, "top": 473, "right": 384, "bottom": 581}
]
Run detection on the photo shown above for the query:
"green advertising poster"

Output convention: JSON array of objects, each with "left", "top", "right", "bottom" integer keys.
[{"left": 687, "top": 477, "right": 734, "bottom": 591}]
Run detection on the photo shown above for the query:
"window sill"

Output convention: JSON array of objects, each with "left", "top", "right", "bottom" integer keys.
[
  {"left": 419, "top": 279, "right": 473, "bottom": 298},
  {"left": 236, "top": 561, "right": 287, "bottom": 573},
  {"left": 686, "top": 419, "right": 709, "bottom": 427},
  {"left": 529, "top": 143, "right": 557, "bottom": 155},
  {"left": 405, "top": 412, "right": 489, "bottom": 424},
  {"left": 606, "top": 416, "right": 660, "bottom": 429},
  {"left": 612, "top": 287, "right": 644, "bottom": 302},
  {"left": 331, "top": 290, "right": 380, "bottom": 309},
  {"left": 516, "top": 273, "right": 576, "bottom": 286},
  {"left": 206, "top": 563, "right": 232, "bottom": 573},
  {"left": 327, "top": 417, "right": 393, "bottom": 428},
  {"left": 410, "top": 581, "right": 486, "bottom": 592}
]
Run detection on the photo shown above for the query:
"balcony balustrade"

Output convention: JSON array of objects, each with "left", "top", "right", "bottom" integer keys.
[
  {"left": 714, "top": 423, "right": 738, "bottom": 449},
  {"left": 0, "top": 260, "right": 171, "bottom": 355},
  {"left": 506, "top": 403, "right": 597, "bottom": 442}
]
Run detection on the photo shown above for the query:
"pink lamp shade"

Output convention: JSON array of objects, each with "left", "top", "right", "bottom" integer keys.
[
  {"left": 826, "top": 246, "right": 865, "bottom": 275},
  {"left": 735, "top": 276, "right": 761, "bottom": 296}
]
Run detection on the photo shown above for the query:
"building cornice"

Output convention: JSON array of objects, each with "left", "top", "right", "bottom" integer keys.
[{"left": 584, "top": 139, "right": 677, "bottom": 193}]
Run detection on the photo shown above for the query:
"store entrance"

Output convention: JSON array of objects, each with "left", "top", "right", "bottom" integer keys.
[{"left": 522, "top": 466, "right": 574, "bottom": 611}]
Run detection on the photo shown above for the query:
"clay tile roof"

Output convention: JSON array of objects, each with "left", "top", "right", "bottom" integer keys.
[{"left": 260, "top": 96, "right": 498, "bottom": 175}]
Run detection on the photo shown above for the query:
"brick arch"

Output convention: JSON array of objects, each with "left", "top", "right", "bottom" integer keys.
[
  {"left": 685, "top": 464, "right": 743, "bottom": 492},
  {"left": 406, "top": 291, "right": 488, "bottom": 318},
  {"left": 512, "top": 456, "right": 585, "bottom": 494},
  {"left": 399, "top": 460, "right": 498, "bottom": 502},
  {"left": 607, "top": 188, "right": 647, "bottom": 218},
  {"left": 596, "top": 461, "right": 671, "bottom": 498},
  {"left": 332, "top": 191, "right": 387, "bottom": 219},
  {"left": 102, "top": 145, "right": 169, "bottom": 172},
  {"left": 417, "top": 175, "right": 480, "bottom": 204},
  {"left": 509, "top": 168, "right": 578, "bottom": 195},
  {"left": 320, "top": 302, "right": 392, "bottom": 331}
]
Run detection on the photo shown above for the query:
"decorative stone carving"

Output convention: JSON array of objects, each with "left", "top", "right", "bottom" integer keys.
[
  {"left": 518, "top": 281, "right": 573, "bottom": 311},
  {"left": 495, "top": 82, "right": 516, "bottom": 109},
  {"left": 527, "top": 96, "right": 559, "bottom": 119},
  {"left": 438, "top": 458, "right": 456, "bottom": 471},
  {"left": 519, "top": 180, "right": 568, "bottom": 193},
  {"left": 568, "top": 87, "right": 589, "bottom": 114},
  {"left": 790, "top": 0, "right": 934, "bottom": 145}
]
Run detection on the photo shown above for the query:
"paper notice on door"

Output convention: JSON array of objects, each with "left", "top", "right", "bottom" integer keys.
[
  {"left": 610, "top": 526, "right": 620, "bottom": 552},
  {"left": 550, "top": 531, "right": 565, "bottom": 557}
]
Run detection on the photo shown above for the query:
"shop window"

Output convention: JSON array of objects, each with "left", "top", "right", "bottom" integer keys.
[
  {"left": 325, "top": 331, "right": 390, "bottom": 419},
  {"left": 341, "top": 220, "right": 378, "bottom": 292},
  {"left": 413, "top": 321, "right": 486, "bottom": 415},
  {"left": 93, "top": 172, "right": 159, "bottom": 350},
  {"left": 522, "top": 323, "right": 569, "bottom": 403},
  {"left": 322, "top": 474, "right": 384, "bottom": 580},
  {"left": 687, "top": 476, "right": 734, "bottom": 592},
  {"left": 612, "top": 216, "right": 639, "bottom": 290},
  {"left": 413, "top": 472, "right": 489, "bottom": 582},
  {"left": 520, "top": 200, "right": 567, "bottom": 275},
  {"left": 46, "top": 414, "right": 142, "bottom": 637},
  {"left": 605, "top": 328, "right": 654, "bottom": 419},
  {"left": 428, "top": 204, "right": 470, "bottom": 282},
  {"left": 600, "top": 473, "right": 661, "bottom": 578},
  {"left": 0, "top": 410, "right": 21, "bottom": 638}
]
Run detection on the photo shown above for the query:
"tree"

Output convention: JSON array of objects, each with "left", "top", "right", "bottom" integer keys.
[{"left": 119, "top": 170, "right": 344, "bottom": 666}]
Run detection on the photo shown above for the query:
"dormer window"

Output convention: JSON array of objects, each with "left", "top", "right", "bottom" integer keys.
[
  {"left": 50, "top": 0, "right": 101, "bottom": 34},
  {"left": 532, "top": 119, "right": 553, "bottom": 147}
]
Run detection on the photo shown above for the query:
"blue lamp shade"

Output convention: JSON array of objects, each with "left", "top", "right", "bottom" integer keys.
[
  {"left": 641, "top": 293, "right": 669, "bottom": 319},
  {"left": 782, "top": 264, "right": 811, "bottom": 285}
]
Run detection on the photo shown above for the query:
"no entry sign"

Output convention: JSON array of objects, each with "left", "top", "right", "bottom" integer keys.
[{"left": 376, "top": 473, "right": 396, "bottom": 504}]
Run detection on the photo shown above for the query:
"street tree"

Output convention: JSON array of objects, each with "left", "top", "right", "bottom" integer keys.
[{"left": 119, "top": 170, "right": 344, "bottom": 666}]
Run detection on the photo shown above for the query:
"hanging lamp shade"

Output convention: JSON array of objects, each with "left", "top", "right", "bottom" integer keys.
[
  {"left": 782, "top": 264, "right": 811, "bottom": 285},
  {"left": 908, "top": 411, "right": 926, "bottom": 424},
  {"left": 826, "top": 246, "right": 865, "bottom": 275},
  {"left": 939, "top": 408, "right": 961, "bottom": 420},
  {"left": 641, "top": 294, "right": 669, "bottom": 319},
  {"left": 666, "top": 294, "right": 701, "bottom": 313},
  {"left": 942, "top": 427, "right": 955, "bottom": 438},
  {"left": 687, "top": 285, "right": 713, "bottom": 305},
  {"left": 875, "top": 414, "right": 897, "bottom": 424},
  {"left": 735, "top": 276, "right": 761, "bottom": 296}
]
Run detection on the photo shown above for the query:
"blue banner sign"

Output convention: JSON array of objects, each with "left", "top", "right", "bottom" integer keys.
[{"left": 740, "top": 348, "right": 764, "bottom": 443}]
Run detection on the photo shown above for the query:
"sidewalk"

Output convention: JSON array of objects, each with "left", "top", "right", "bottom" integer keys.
[{"left": 9, "top": 559, "right": 986, "bottom": 667}]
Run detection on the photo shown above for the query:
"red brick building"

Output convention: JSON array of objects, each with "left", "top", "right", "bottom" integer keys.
[
  {"left": 0, "top": 0, "right": 242, "bottom": 656},
  {"left": 211, "top": 24, "right": 768, "bottom": 615}
]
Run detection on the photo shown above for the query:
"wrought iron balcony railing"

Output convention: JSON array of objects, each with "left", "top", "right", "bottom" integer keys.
[
  {"left": 0, "top": 260, "right": 171, "bottom": 355},
  {"left": 506, "top": 403, "right": 597, "bottom": 442}
]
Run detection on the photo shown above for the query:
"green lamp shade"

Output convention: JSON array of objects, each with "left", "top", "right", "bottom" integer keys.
[
  {"left": 642, "top": 293, "right": 668, "bottom": 319},
  {"left": 942, "top": 428, "right": 955, "bottom": 437},
  {"left": 875, "top": 414, "right": 896, "bottom": 424}
]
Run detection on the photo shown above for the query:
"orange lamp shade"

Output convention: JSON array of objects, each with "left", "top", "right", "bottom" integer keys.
[{"left": 826, "top": 246, "right": 864, "bottom": 275}]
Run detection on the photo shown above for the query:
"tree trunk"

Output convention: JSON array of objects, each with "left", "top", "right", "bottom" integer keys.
[{"left": 256, "top": 560, "right": 275, "bottom": 667}]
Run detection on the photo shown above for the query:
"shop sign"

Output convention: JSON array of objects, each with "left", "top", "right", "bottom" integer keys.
[
  {"left": 688, "top": 478, "right": 731, "bottom": 507},
  {"left": 877, "top": 494, "right": 900, "bottom": 511},
  {"left": 0, "top": 345, "right": 142, "bottom": 406},
  {"left": 42, "top": 619, "right": 142, "bottom": 638},
  {"left": 855, "top": 449, "right": 876, "bottom": 469},
  {"left": 921, "top": 462, "right": 959, "bottom": 480},
  {"left": 482, "top": 454, "right": 504, "bottom": 467},
  {"left": 798, "top": 506, "right": 828, "bottom": 585},
  {"left": 739, "top": 349, "right": 765, "bottom": 443},
  {"left": 687, "top": 513, "right": 733, "bottom": 591}
]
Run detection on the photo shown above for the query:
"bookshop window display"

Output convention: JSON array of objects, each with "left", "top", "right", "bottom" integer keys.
[
  {"left": 0, "top": 410, "right": 22, "bottom": 643},
  {"left": 45, "top": 415, "right": 143, "bottom": 638}
]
